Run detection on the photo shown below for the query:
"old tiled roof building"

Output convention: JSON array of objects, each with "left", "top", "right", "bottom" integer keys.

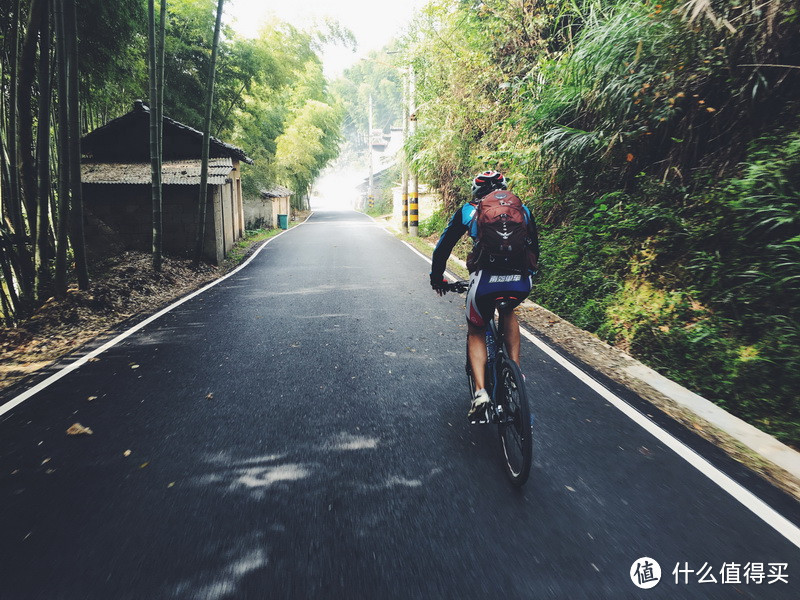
[{"left": 81, "top": 100, "right": 252, "bottom": 264}]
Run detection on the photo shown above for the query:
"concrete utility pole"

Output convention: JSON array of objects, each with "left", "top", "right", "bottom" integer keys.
[
  {"left": 409, "top": 69, "right": 419, "bottom": 236},
  {"left": 401, "top": 69, "right": 409, "bottom": 233},
  {"left": 368, "top": 94, "right": 374, "bottom": 211}
]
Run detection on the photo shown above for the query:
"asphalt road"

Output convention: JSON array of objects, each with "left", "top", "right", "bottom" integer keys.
[{"left": 1, "top": 208, "right": 799, "bottom": 599}]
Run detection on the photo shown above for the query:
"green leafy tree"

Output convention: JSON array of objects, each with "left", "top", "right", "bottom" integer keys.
[
  {"left": 274, "top": 99, "right": 343, "bottom": 206},
  {"left": 332, "top": 50, "right": 403, "bottom": 143}
]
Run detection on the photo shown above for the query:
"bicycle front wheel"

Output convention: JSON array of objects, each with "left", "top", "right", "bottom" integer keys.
[{"left": 496, "top": 358, "right": 532, "bottom": 486}]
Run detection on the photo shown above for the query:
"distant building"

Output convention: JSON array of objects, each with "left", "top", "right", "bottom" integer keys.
[
  {"left": 80, "top": 100, "right": 253, "bottom": 264},
  {"left": 245, "top": 186, "right": 293, "bottom": 230},
  {"left": 358, "top": 126, "right": 405, "bottom": 209}
]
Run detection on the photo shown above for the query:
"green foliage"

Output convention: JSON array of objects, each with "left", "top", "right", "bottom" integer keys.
[
  {"left": 332, "top": 51, "right": 403, "bottom": 141},
  {"left": 403, "top": 0, "right": 800, "bottom": 444},
  {"left": 227, "top": 19, "right": 343, "bottom": 199},
  {"left": 75, "top": 1, "right": 345, "bottom": 201},
  {"left": 77, "top": 0, "right": 148, "bottom": 126},
  {"left": 274, "top": 99, "right": 343, "bottom": 200},
  {"left": 418, "top": 207, "right": 449, "bottom": 238},
  {"left": 535, "top": 135, "right": 800, "bottom": 445}
]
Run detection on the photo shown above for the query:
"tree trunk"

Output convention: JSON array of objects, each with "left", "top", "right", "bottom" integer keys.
[
  {"left": 35, "top": 0, "right": 52, "bottom": 301},
  {"left": 7, "top": 0, "right": 36, "bottom": 315},
  {"left": 64, "top": 0, "right": 88, "bottom": 290},
  {"left": 157, "top": 0, "right": 166, "bottom": 160},
  {"left": 53, "top": 0, "right": 70, "bottom": 298},
  {"left": 0, "top": 224, "right": 21, "bottom": 323},
  {"left": 147, "top": 0, "right": 163, "bottom": 271},
  {"left": 18, "top": 0, "right": 45, "bottom": 250},
  {"left": 7, "top": 0, "right": 23, "bottom": 240},
  {"left": 193, "top": 0, "right": 225, "bottom": 265}
]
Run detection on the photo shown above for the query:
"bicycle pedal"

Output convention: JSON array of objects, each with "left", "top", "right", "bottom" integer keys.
[{"left": 468, "top": 410, "right": 490, "bottom": 424}]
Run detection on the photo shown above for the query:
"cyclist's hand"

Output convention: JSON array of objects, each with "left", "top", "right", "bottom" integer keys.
[{"left": 430, "top": 274, "right": 448, "bottom": 296}]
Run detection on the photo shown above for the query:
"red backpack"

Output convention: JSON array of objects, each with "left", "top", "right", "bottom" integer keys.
[{"left": 467, "top": 190, "right": 529, "bottom": 272}]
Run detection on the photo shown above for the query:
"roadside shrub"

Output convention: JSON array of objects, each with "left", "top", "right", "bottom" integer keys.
[{"left": 419, "top": 207, "right": 449, "bottom": 238}]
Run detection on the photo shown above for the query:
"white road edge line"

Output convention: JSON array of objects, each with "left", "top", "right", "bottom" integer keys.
[
  {"left": 0, "top": 213, "right": 315, "bottom": 419},
  {"left": 402, "top": 239, "right": 800, "bottom": 550}
]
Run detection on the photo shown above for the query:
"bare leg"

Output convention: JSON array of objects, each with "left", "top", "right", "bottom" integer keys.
[
  {"left": 467, "top": 322, "right": 488, "bottom": 391},
  {"left": 503, "top": 309, "right": 521, "bottom": 366}
]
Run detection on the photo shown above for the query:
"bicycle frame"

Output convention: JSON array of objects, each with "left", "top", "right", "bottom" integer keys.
[
  {"left": 481, "top": 302, "right": 517, "bottom": 424},
  {"left": 443, "top": 279, "right": 533, "bottom": 485}
]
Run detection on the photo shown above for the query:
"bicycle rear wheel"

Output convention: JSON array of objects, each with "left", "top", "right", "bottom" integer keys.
[{"left": 496, "top": 358, "right": 532, "bottom": 486}]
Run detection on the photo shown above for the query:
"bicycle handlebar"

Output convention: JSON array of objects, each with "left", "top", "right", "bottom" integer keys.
[{"left": 444, "top": 281, "right": 469, "bottom": 294}]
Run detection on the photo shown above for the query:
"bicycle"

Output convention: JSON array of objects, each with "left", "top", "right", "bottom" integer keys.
[{"left": 445, "top": 280, "right": 533, "bottom": 487}]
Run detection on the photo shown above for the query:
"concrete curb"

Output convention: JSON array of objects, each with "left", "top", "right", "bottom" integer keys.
[
  {"left": 620, "top": 358, "right": 800, "bottom": 478},
  {"left": 385, "top": 220, "right": 800, "bottom": 486}
]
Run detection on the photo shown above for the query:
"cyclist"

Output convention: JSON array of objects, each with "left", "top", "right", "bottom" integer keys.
[{"left": 430, "top": 170, "right": 539, "bottom": 420}]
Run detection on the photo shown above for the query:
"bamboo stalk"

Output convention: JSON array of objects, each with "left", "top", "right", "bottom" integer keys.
[
  {"left": 147, "top": 0, "right": 162, "bottom": 271},
  {"left": 35, "top": 0, "right": 52, "bottom": 301},
  {"left": 53, "top": 0, "right": 70, "bottom": 298},
  {"left": 64, "top": 0, "right": 88, "bottom": 290},
  {"left": 193, "top": 0, "right": 225, "bottom": 265}
]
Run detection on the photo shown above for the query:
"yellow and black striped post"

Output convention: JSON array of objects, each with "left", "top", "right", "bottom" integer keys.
[
  {"left": 401, "top": 170, "right": 409, "bottom": 232},
  {"left": 402, "top": 191, "right": 409, "bottom": 232},
  {"left": 368, "top": 194, "right": 374, "bottom": 210},
  {"left": 410, "top": 176, "right": 419, "bottom": 236}
]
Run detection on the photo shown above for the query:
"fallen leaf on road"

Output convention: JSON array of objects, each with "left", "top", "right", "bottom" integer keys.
[
  {"left": 87, "top": 396, "right": 98, "bottom": 401},
  {"left": 88, "top": 357, "right": 100, "bottom": 362},
  {"left": 130, "top": 364, "right": 140, "bottom": 369},
  {"left": 206, "top": 393, "right": 214, "bottom": 400},
  {"left": 66, "top": 423, "right": 93, "bottom": 435},
  {"left": 123, "top": 450, "right": 132, "bottom": 457},
  {"left": 168, "top": 482, "right": 175, "bottom": 488},
  {"left": 566, "top": 485, "right": 576, "bottom": 492},
  {"left": 139, "top": 462, "right": 149, "bottom": 469},
  {"left": 41, "top": 458, "right": 51, "bottom": 465}
]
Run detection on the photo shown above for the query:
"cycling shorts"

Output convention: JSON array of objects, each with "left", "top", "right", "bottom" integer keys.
[{"left": 465, "top": 270, "right": 532, "bottom": 327}]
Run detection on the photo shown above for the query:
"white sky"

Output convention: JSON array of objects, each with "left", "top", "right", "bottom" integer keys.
[{"left": 226, "top": 0, "right": 424, "bottom": 77}]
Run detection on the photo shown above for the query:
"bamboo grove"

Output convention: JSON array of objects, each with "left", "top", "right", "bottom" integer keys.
[
  {"left": 1, "top": 0, "right": 88, "bottom": 324},
  {"left": 1, "top": 0, "right": 345, "bottom": 325}
]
